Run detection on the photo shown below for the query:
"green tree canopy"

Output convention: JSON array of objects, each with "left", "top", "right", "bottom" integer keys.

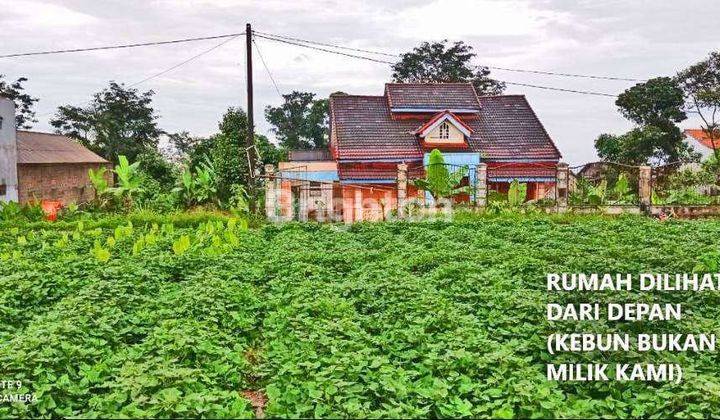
[
  {"left": 391, "top": 40, "right": 505, "bottom": 96},
  {"left": 595, "top": 77, "right": 697, "bottom": 166},
  {"left": 677, "top": 51, "right": 720, "bottom": 160},
  {"left": 184, "top": 107, "right": 284, "bottom": 201},
  {"left": 615, "top": 77, "right": 687, "bottom": 127},
  {"left": 50, "top": 82, "right": 162, "bottom": 164},
  {"left": 166, "top": 131, "right": 204, "bottom": 160},
  {"left": 264, "top": 91, "right": 328, "bottom": 150},
  {"left": 0, "top": 75, "right": 38, "bottom": 129},
  {"left": 595, "top": 126, "right": 697, "bottom": 166}
]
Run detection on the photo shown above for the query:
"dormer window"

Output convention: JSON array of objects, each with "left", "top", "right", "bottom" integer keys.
[
  {"left": 414, "top": 110, "right": 474, "bottom": 150},
  {"left": 439, "top": 122, "right": 450, "bottom": 139}
]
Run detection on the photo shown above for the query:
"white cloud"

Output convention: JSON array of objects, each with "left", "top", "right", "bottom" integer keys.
[
  {"left": 0, "top": 0, "right": 96, "bottom": 27},
  {"left": 2, "top": 0, "right": 719, "bottom": 163},
  {"left": 394, "top": 0, "right": 566, "bottom": 39}
]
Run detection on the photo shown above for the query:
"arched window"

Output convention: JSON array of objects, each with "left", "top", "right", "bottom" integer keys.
[{"left": 439, "top": 122, "right": 450, "bottom": 139}]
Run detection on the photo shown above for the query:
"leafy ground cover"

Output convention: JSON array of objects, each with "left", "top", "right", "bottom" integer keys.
[{"left": 2, "top": 214, "right": 720, "bottom": 417}]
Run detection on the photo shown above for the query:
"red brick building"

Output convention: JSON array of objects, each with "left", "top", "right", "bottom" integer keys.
[
  {"left": 16, "top": 131, "right": 111, "bottom": 205},
  {"left": 271, "top": 83, "right": 562, "bottom": 222}
]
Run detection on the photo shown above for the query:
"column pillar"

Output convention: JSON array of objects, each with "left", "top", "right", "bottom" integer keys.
[
  {"left": 264, "top": 164, "right": 277, "bottom": 221},
  {"left": 299, "top": 180, "right": 309, "bottom": 222},
  {"left": 321, "top": 182, "right": 333, "bottom": 221},
  {"left": 639, "top": 165, "right": 651, "bottom": 209},
  {"left": 556, "top": 162, "right": 569, "bottom": 213},
  {"left": 354, "top": 188, "right": 363, "bottom": 222},
  {"left": 397, "top": 163, "right": 408, "bottom": 219},
  {"left": 475, "top": 163, "right": 487, "bottom": 208}
]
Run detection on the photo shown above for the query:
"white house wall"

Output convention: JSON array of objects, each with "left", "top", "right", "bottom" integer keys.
[{"left": 0, "top": 97, "right": 18, "bottom": 202}]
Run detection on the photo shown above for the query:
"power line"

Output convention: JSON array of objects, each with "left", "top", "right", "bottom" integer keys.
[
  {"left": 501, "top": 81, "right": 617, "bottom": 97},
  {"left": 253, "top": 32, "right": 619, "bottom": 98},
  {"left": 484, "top": 66, "right": 646, "bottom": 82},
  {"left": 129, "top": 34, "right": 242, "bottom": 87},
  {"left": 35, "top": 35, "right": 241, "bottom": 119},
  {"left": 0, "top": 32, "right": 244, "bottom": 59},
  {"left": 254, "top": 30, "right": 646, "bottom": 83},
  {"left": 253, "top": 33, "right": 396, "bottom": 65},
  {"left": 253, "top": 30, "right": 398, "bottom": 58},
  {"left": 252, "top": 37, "right": 284, "bottom": 100}
]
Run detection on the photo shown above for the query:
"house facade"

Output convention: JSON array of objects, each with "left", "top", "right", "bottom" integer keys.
[
  {"left": 270, "top": 83, "right": 562, "bottom": 222},
  {"left": 16, "top": 131, "right": 111, "bottom": 205},
  {"left": 0, "top": 96, "right": 110, "bottom": 206}
]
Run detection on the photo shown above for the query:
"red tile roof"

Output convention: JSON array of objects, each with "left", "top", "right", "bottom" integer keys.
[
  {"left": 338, "top": 162, "right": 424, "bottom": 181},
  {"left": 330, "top": 95, "right": 423, "bottom": 160},
  {"left": 385, "top": 83, "right": 481, "bottom": 111},
  {"left": 474, "top": 95, "right": 561, "bottom": 160},
  {"left": 685, "top": 129, "right": 720, "bottom": 149},
  {"left": 16, "top": 131, "right": 108, "bottom": 164},
  {"left": 487, "top": 162, "right": 557, "bottom": 179},
  {"left": 329, "top": 86, "right": 562, "bottom": 164}
]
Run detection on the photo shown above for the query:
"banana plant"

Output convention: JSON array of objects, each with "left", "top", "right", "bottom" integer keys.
[
  {"left": 88, "top": 166, "right": 111, "bottom": 209},
  {"left": 173, "top": 155, "right": 218, "bottom": 208},
  {"left": 507, "top": 179, "right": 527, "bottom": 207},
  {"left": 175, "top": 167, "right": 195, "bottom": 208},
  {"left": 413, "top": 149, "right": 470, "bottom": 203},
  {"left": 587, "top": 180, "right": 607, "bottom": 206},
  {"left": 194, "top": 158, "right": 218, "bottom": 205},
  {"left": 109, "top": 155, "right": 143, "bottom": 210}
]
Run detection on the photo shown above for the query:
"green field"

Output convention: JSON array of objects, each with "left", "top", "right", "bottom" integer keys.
[{"left": 3, "top": 214, "right": 720, "bottom": 418}]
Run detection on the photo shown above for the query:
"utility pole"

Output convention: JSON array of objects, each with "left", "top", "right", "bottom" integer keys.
[{"left": 245, "top": 22, "right": 258, "bottom": 213}]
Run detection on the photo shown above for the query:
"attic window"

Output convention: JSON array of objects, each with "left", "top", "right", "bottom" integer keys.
[{"left": 439, "top": 122, "right": 450, "bottom": 139}]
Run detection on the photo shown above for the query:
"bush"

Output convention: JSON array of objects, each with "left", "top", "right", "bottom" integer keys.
[{"left": 0, "top": 201, "right": 45, "bottom": 223}]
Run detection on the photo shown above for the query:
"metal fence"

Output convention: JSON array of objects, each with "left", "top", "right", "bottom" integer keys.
[{"left": 569, "top": 161, "right": 640, "bottom": 206}]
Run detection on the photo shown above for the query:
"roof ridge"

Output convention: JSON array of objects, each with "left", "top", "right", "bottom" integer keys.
[
  {"left": 331, "top": 94, "right": 385, "bottom": 99},
  {"left": 385, "top": 82, "right": 474, "bottom": 86},
  {"left": 16, "top": 130, "right": 66, "bottom": 136},
  {"left": 477, "top": 94, "right": 527, "bottom": 99}
]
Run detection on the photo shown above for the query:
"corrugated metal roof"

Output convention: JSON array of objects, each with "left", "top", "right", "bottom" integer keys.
[{"left": 16, "top": 131, "right": 108, "bottom": 164}]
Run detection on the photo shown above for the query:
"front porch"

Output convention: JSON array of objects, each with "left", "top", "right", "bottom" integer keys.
[{"left": 265, "top": 160, "right": 569, "bottom": 222}]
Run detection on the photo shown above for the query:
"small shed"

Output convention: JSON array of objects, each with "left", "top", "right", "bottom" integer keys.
[{"left": 16, "top": 131, "right": 111, "bottom": 205}]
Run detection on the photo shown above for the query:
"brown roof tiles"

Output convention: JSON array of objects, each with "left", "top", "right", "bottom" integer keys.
[
  {"left": 385, "top": 83, "right": 481, "bottom": 111},
  {"left": 16, "top": 131, "right": 108, "bottom": 164},
  {"left": 329, "top": 85, "right": 561, "bottom": 163}
]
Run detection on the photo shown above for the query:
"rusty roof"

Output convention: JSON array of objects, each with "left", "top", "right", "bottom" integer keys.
[{"left": 16, "top": 131, "right": 108, "bottom": 164}]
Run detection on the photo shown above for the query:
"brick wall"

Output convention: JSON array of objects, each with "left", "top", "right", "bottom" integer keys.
[{"left": 17, "top": 162, "right": 113, "bottom": 205}]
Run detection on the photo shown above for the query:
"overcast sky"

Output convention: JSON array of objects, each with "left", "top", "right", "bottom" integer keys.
[{"left": 2, "top": 0, "right": 719, "bottom": 164}]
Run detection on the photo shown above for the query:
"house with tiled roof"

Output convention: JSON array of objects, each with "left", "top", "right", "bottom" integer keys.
[
  {"left": 272, "top": 82, "right": 562, "bottom": 222},
  {"left": 0, "top": 96, "right": 111, "bottom": 205}
]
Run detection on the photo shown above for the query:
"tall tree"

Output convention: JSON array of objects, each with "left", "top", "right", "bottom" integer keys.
[
  {"left": 166, "top": 131, "right": 204, "bottom": 160},
  {"left": 595, "top": 77, "right": 697, "bottom": 165},
  {"left": 391, "top": 40, "right": 505, "bottom": 96},
  {"left": 615, "top": 77, "right": 687, "bottom": 128},
  {"left": 0, "top": 75, "right": 39, "bottom": 129},
  {"left": 50, "top": 82, "right": 162, "bottom": 164},
  {"left": 188, "top": 107, "right": 283, "bottom": 201},
  {"left": 264, "top": 91, "right": 328, "bottom": 150},
  {"left": 677, "top": 51, "right": 720, "bottom": 161}
]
